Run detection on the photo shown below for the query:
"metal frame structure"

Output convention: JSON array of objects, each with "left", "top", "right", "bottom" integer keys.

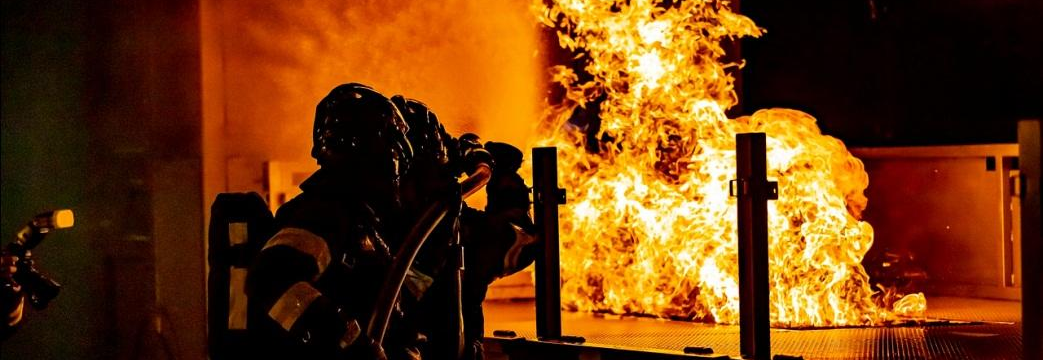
[
  {"left": 1019, "top": 120, "right": 1041, "bottom": 360},
  {"left": 850, "top": 144, "right": 1022, "bottom": 300},
  {"left": 523, "top": 138, "right": 779, "bottom": 358},
  {"left": 732, "top": 133, "right": 777, "bottom": 360},
  {"left": 533, "top": 147, "right": 566, "bottom": 340},
  {"left": 494, "top": 129, "right": 1037, "bottom": 359}
]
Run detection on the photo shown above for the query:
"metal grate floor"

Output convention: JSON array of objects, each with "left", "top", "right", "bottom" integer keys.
[{"left": 483, "top": 297, "right": 1022, "bottom": 359}]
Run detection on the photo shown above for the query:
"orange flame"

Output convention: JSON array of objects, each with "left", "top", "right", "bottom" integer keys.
[
  {"left": 531, "top": 0, "right": 924, "bottom": 327},
  {"left": 893, "top": 292, "right": 927, "bottom": 318}
]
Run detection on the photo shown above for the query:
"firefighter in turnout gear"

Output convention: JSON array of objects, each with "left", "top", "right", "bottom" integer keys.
[
  {"left": 245, "top": 83, "right": 413, "bottom": 360},
  {"left": 390, "top": 96, "right": 540, "bottom": 360},
  {"left": 455, "top": 140, "right": 539, "bottom": 360}
]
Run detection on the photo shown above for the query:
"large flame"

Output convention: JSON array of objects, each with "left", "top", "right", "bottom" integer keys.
[{"left": 531, "top": 0, "right": 924, "bottom": 327}]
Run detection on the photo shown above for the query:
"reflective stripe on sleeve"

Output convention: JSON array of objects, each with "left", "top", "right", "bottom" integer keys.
[
  {"left": 404, "top": 268, "right": 434, "bottom": 299},
  {"left": 339, "top": 319, "right": 361, "bottom": 349},
  {"left": 268, "top": 281, "right": 323, "bottom": 332},
  {"left": 503, "top": 223, "right": 539, "bottom": 275},
  {"left": 6, "top": 296, "right": 24, "bottom": 327},
  {"left": 263, "top": 227, "right": 332, "bottom": 278}
]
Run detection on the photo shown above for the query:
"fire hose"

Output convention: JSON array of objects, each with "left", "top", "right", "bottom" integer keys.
[{"left": 366, "top": 162, "right": 492, "bottom": 356}]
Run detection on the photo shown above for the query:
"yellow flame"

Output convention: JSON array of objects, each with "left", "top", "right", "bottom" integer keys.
[
  {"left": 532, "top": 0, "right": 924, "bottom": 327},
  {"left": 893, "top": 292, "right": 927, "bottom": 318}
]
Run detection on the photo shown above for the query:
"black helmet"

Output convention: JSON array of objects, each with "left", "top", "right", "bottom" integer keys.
[
  {"left": 312, "top": 83, "right": 413, "bottom": 179},
  {"left": 389, "top": 95, "right": 491, "bottom": 176},
  {"left": 390, "top": 95, "right": 449, "bottom": 165}
]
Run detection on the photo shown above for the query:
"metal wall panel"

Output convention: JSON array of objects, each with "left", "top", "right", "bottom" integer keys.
[{"left": 852, "top": 145, "right": 1020, "bottom": 300}]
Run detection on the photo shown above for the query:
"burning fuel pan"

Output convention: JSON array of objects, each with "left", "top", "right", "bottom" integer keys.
[
  {"left": 481, "top": 138, "right": 1035, "bottom": 360},
  {"left": 483, "top": 297, "right": 1022, "bottom": 359}
]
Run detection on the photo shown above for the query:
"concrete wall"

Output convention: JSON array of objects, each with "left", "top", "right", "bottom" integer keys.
[
  {"left": 214, "top": 0, "right": 544, "bottom": 171},
  {"left": 2, "top": 1, "right": 98, "bottom": 357},
  {"left": 2, "top": 0, "right": 207, "bottom": 358}
]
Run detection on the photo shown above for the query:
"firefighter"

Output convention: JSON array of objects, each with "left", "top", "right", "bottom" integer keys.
[
  {"left": 390, "top": 96, "right": 539, "bottom": 360},
  {"left": 456, "top": 140, "right": 539, "bottom": 360},
  {"left": 245, "top": 83, "right": 414, "bottom": 360},
  {"left": 1, "top": 251, "right": 24, "bottom": 340}
]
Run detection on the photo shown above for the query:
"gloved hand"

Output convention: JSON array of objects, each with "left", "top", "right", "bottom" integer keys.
[
  {"left": 1, "top": 251, "right": 21, "bottom": 305},
  {"left": 458, "top": 141, "right": 538, "bottom": 280},
  {"left": 2, "top": 250, "right": 24, "bottom": 338},
  {"left": 484, "top": 141, "right": 522, "bottom": 174},
  {"left": 484, "top": 142, "right": 530, "bottom": 214},
  {"left": 453, "top": 133, "right": 494, "bottom": 176},
  {"left": 0, "top": 251, "right": 18, "bottom": 292}
]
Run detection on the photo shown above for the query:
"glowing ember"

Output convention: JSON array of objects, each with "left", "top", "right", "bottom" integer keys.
[{"left": 531, "top": 0, "right": 925, "bottom": 327}]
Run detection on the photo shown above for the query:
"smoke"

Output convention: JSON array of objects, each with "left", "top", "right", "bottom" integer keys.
[{"left": 218, "top": 0, "right": 543, "bottom": 161}]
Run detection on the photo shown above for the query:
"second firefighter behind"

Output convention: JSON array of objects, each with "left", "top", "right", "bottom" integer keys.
[
  {"left": 246, "top": 83, "right": 540, "bottom": 360},
  {"left": 392, "top": 96, "right": 539, "bottom": 360}
]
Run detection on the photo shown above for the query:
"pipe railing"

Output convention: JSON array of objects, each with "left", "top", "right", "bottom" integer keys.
[
  {"left": 533, "top": 147, "right": 567, "bottom": 340},
  {"left": 732, "top": 133, "right": 776, "bottom": 360}
]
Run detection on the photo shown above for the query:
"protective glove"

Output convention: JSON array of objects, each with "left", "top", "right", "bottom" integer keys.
[
  {"left": 453, "top": 133, "right": 494, "bottom": 177},
  {"left": 0, "top": 251, "right": 20, "bottom": 299},
  {"left": 1, "top": 251, "right": 24, "bottom": 331},
  {"left": 484, "top": 141, "right": 530, "bottom": 214}
]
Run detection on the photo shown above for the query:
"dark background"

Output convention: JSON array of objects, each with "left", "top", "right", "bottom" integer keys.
[
  {"left": 740, "top": 0, "right": 1043, "bottom": 146},
  {"left": 3, "top": 0, "right": 205, "bottom": 358}
]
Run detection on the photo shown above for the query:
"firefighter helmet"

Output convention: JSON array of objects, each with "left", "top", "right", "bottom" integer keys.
[
  {"left": 312, "top": 83, "right": 413, "bottom": 179},
  {"left": 390, "top": 95, "right": 448, "bottom": 166}
]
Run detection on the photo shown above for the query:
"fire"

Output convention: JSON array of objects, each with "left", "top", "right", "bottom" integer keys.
[
  {"left": 893, "top": 293, "right": 927, "bottom": 318},
  {"left": 531, "top": 0, "right": 925, "bottom": 327}
]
